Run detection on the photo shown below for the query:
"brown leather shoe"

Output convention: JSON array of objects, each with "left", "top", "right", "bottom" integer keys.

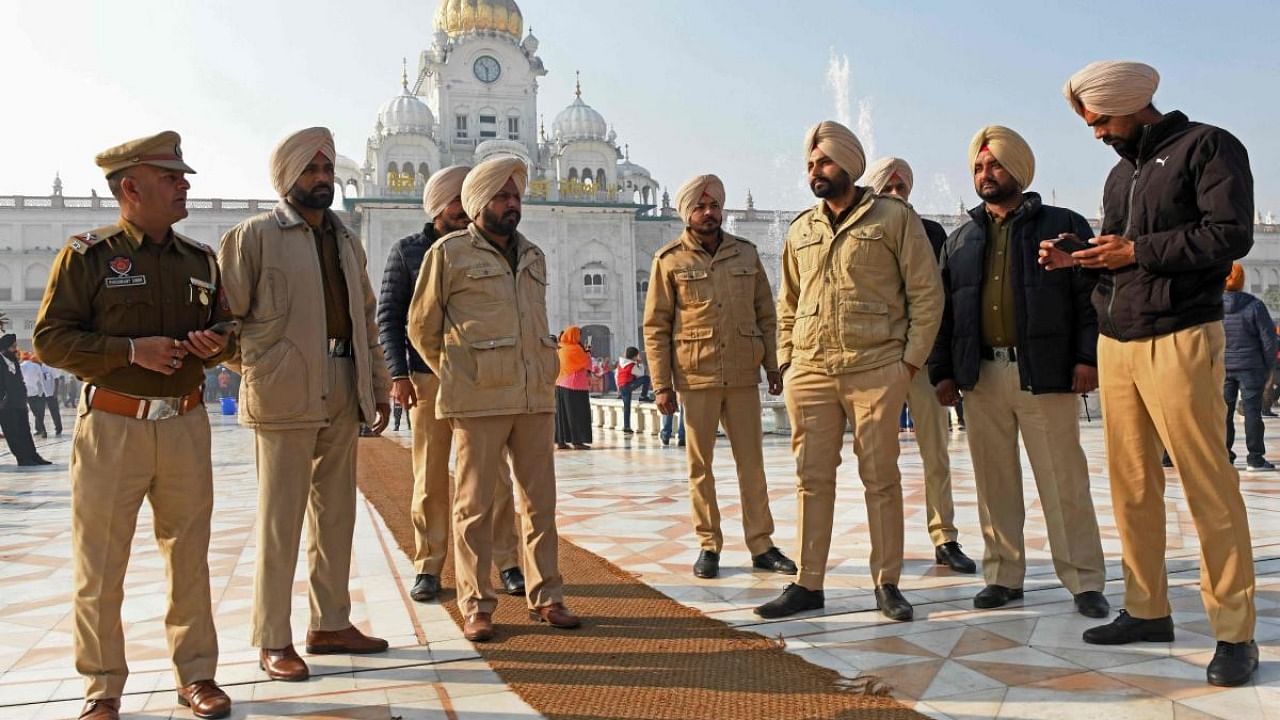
[
  {"left": 529, "top": 602, "right": 582, "bottom": 629},
  {"left": 305, "top": 625, "right": 389, "bottom": 655},
  {"left": 259, "top": 645, "right": 310, "bottom": 681},
  {"left": 79, "top": 698, "right": 120, "bottom": 720},
  {"left": 177, "top": 680, "right": 231, "bottom": 719},
  {"left": 463, "top": 612, "right": 495, "bottom": 642}
]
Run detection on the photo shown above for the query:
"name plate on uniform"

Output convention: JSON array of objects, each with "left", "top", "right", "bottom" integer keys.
[{"left": 105, "top": 275, "right": 147, "bottom": 288}]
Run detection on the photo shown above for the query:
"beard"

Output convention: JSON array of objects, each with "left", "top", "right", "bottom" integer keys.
[
  {"left": 690, "top": 216, "right": 721, "bottom": 236},
  {"left": 482, "top": 206, "right": 521, "bottom": 235},
  {"left": 438, "top": 209, "right": 471, "bottom": 234},
  {"left": 977, "top": 179, "right": 1021, "bottom": 204},
  {"left": 289, "top": 182, "right": 334, "bottom": 210},
  {"left": 810, "top": 169, "right": 851, "bottom": 199}
]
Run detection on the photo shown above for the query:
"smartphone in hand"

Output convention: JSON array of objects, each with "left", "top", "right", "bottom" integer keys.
[{"left": 1053, "top": 233, "right": 1093, "bottom": 254}]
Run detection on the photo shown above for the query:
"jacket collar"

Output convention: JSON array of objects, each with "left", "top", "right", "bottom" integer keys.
[
  {"left": 677, "top": 229, "right": 742, "bottom": 261},
  {"left": 1114, "top": 110, "right": 1190, "bottom": 163},
  {"left": 466, "top": 224, "right": 541, "bottom": 269},
  {"left": 811, "top": 187, "right": 876, "bottom": 236},
  {"left": 272, "top": 200, "right": 349, "bottom": 236},
  {"left": 967, "top": 192, "right": 1043, "bottom": 228}
]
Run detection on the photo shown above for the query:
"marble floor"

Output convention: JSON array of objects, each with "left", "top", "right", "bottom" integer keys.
[{"left": 0, "top": 409, "right": 1277, "bottom": 719}]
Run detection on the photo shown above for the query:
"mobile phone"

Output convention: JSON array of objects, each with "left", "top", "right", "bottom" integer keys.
[
  {"left": 207, "top": 320, "right": 241, "bottom": 335},
  {"left": 1053, "top": 234, "right": 1093, "bottom": 254}
]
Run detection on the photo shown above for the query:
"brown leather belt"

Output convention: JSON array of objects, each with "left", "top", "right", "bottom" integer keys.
[{"left": 87, "top": 385, "right": 204, "bottom": 421}]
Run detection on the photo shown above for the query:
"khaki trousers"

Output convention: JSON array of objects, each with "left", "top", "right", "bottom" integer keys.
[
  {"left": 1099, "top": 322, "right": 1255, "bottom": 642},
  {"left": 785, "top": 362, "right": 910, "bottom": 590},
  {"left": 682, "top": 385, "right": 777, "bottom": 556},
  {"left": 409, "top": 372, "right": 520, "bottom": 576},
  {"left": 251, "top": 357, "right": 360, "bottom": 649},
  {"left": 964, "top": 359, "right": 1106, "bottom": 593},
  {"left": 904, "top": 370, "right": 958, "bottom": 545},
  {"left": 451, "top": 412, "right": 563, "bottom": 616},
  {"left": 71, "top": 401, "right": 218, "bottom": 698}
]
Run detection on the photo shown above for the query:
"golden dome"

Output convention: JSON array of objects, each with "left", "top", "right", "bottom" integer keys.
[{"left": 434, "top": 0, "right": 523, "bottom": 39}]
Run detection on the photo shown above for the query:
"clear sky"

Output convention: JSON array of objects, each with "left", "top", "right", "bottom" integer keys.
[{"left": 2, "top": 0, "right": 1277, "bottom": 219}]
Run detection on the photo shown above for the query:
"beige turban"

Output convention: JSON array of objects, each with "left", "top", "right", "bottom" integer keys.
[
  {"left": 269, "top": 127, "right": 335, "bottom": 197},
  {"left": 968, "top": 125, "right": 1036, "bottom": 191},
  {"left": 804, "top": 120, "right": 866, "bottom": 180},
  {"left": 674, "top": 174, "right": 726, "bottom": 225},
  {"left": 422, "top": 165, "right": 471, "bottom": 219},
  {"left": 863, "top": 157, "right": 914, "bottom": 196},
  {"left": 1063, "top": 61, "right": 1160, "bottom": 117},
  {"left": 460, "top": 155, "right": 527, "bottom": 222}
]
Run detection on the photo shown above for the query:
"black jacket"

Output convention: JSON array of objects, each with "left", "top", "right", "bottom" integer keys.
[
  {"left": 922, "top": 217, "right": 947, "bottom": 260},
  {"left": 0, "top": 354, "right": 26, "bottom": 411},
  {"left": 1095, "top": 111, "right": 1254, "bottom": 340},
  {"left": 1222, "top": 291, "right": 1276, "bottom": 373},
  {"left": 378, "top": 224, "right": 439, "bottom": 377},
  {"left": 929, "top": 193, "right": 1098, "bottom": 394}
]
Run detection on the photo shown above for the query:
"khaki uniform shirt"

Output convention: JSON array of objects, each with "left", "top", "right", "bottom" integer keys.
[
  {"left": 314, "top": 215, "right": 353, "bottom": 340},
  {"left": 778, "top": 191, "right": 943, "bottom": 375},
  {"left": 980, "top": 213, "right": 1016, "bottom": 347},
  {"left": 33, "top": 219, "right": 230, "bottom": 397},
  {"left": 408, "top": 224, "right": 558, "bottom": 418},
  {"left": 643, "top": 230, "right": 778, "bottom": 392}
]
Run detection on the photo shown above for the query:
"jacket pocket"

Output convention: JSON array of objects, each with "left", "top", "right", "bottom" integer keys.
[
  {"left": 844, "top": 226, "right": 896, "bottom": 275},
  {"left": 674, "top": 268, "right": 712, "bottom": 305},
  {"left": 738, "top": 324, "right": 765, "bottom": 369},
  {"left": 537, "top": 335, "right": 559, "bottom": 386},
  {"left": 793, "top": 306, "right": 820, "bottom": 350},
  {"left": 471, "top": 336, "right": 518, "bottom": 388},
  {"left": 675, "top": 326, "right": 714, "bottom": 373},
  {"left": 253, "top": 268, "right": 290, "bottom": 322},
  {"left": 840, "top": 299, "right": 890, "bottom": 347},
  {"left": 728, "top": 266, "right": 758, "bottom": 302},
  {"left": 242, "top": 339, "right": 308, "bottom": 422}
]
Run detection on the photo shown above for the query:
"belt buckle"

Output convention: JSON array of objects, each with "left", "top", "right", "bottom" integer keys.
[
  {"left": 993, "top": 347, "right": 1014, "bottom": 363},
  {"left": 144, "top": 399, "right": 180, "bottom": 421}
]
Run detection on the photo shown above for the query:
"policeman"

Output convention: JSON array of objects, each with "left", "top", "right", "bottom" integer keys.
[
  {"left": 643, "top": 173, "right": 795, "bottom": 580},
  {"left": 34, "top": 131, "right": 233, "bottom": 720}
]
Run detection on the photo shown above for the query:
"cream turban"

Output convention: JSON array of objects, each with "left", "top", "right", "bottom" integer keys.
[
  {"left": 422, "top": 165, "right": 471, "bottom": 219},
  {"left": 1063, "top": 61, "right": 1160, "bottom": 117},
  {"left": 863, "top": 157, "right": 914, "bottom": 196},
  {"left": 460, "top": 155, "right": 527, "bottom": 222},
  {"left": 968, "top": 125, "right": 1036, "bottom": 191},
  {"left": 804, "top": 120, "right": 866, "bottom": 180},
  {"left": 674, "top": 174, "right": 726, "bottom": 225},
  {"left": 269, "top": 127, "right": 335, "bottom": 197}
]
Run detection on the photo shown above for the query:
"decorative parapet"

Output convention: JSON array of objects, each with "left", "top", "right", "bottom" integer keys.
[{"left": 0, "top": 196, "right": 278, "bottom": 211}]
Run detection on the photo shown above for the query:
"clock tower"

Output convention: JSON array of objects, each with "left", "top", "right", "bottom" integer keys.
[{"left": 417, "top": 0, "right": 546, "bottom": 167}]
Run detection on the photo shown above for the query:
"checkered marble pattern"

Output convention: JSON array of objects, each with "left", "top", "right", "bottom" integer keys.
[{"left": 1, "top": 409, "right": 1277, "bottom": 719}]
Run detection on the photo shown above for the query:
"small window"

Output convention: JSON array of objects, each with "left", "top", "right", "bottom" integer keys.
[
  {"left": 507, "top": 117, "right": 520, "bottom": 140},
  {"left": 455, "top": 115, "right": 468, "bottom": 139}
]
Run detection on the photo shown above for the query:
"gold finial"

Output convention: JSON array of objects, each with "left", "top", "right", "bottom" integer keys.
[
  {"left": 575, "top": 70, "right": 581, "bottom": 98},
  {"left": 401, "top": 58, "right": 409, "bottom": 92},
  {"left": 624, "top": 143, "right": 630, "bottom": 161},
  {"left": 539, "top": 114, "right": 546, "bottom": 141}
]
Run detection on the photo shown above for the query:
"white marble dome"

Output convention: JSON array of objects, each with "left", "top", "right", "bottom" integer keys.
[
  {"left": 474, "top": 139, "right": 530, "bottom": 165},
  {"left": 553, "top": 94, "right": 608, "bottom": 143},
  {"left": 378, "top": 91, "right": 435, "bottom": 135}
]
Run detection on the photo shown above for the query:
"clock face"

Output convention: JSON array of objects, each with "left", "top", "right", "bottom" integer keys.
[{"left": 473, "top": 55, "right": 501, "bottom": 83}]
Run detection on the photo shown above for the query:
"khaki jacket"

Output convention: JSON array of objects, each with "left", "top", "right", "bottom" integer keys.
[
  {"left": 407, "top": 225, "right": 558, "bottom": 418},
  {"left": 643, "top": 231, "right": 778, "bottom": 392},
  {"left": 778, "top": 192, "right": 943, "bottom": 375},
  {"left": 218, "top": 202, "right": 390, "bottom": 429}
]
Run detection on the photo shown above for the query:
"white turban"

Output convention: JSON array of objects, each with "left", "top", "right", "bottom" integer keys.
[
  {"left": 422, "top": 165, "right": 471, "bottom": 219},
  {"left": 269, "top": 127, "right": 335, "bottom": 197},
  {"left": 1063, "top": 61, "right": 1161, "bottom": 117},
  {"left": 968, "top": 125, "right": 1036, "bottom": 191},
  {"left": 863, "top": 157, "right": 914, "bottom": 196},
  {"left": 804, "top": 120, "right": 866, "bottom": 180},
  {"left": 674, "top": 174, "right": 726, "bottom": 225},
  {"left": 461, "top": 156, "right": 527, "bottom": 222}
]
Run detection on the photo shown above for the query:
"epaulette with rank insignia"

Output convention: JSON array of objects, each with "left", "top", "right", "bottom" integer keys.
[
  {"left": 655, "top": 237, "right": 684, "bottom": 258},
  {"left": 174, "top": 232, "right": 216, "bottom": 256},
  {"left": 67, "top": 224, "right": 121, "bottom": 254},
  {"left": 788, "top": 208, "right": 816, "bottom": 227}
]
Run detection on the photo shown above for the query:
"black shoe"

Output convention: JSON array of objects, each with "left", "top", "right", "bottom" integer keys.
[
  {"left": 875, "top": 584, "right": 914, "bottom": 621},
  {"left": 974, "top": 584, "right": 1023, "bottom": 609},
  {"left": 1082, "top": 609, "right": 1175, "bottom": 645},
  {"left": 409, "top": 574, "right": 439, "bottom": 603},
  {"left": 1246, "top": 459, "right": 1276, "bottom": 472},
  {"left": 693, "top": 550, "right": 719, "bottom": 578},
  {"left": 500, "top": 566, "right": 526, "bottom": 596},
  {"left": 678, "top": 439, "right": 685, "bottom": 447},
  {"left": 751, "top": 547, "right": 797, "bottom": 574},
  {"left": 754, "top": 583, "right": 824, "bottom": 618},
  {"left": 934, "top": 542, "right": 977, "bottom": 573},
  {"left": 1073, "top": 591, "right": 1111, "bottom": 618},
  {"left": 1206, "top": 640, "right": 1258, "bottom": 687},
  {"left": 660, "top": 436, "right": 670, "bottom": 446},
  {"left": 1263, "top": 411, "right": 1278, "bottom": 418},
  {"left": 622, "top": 428, "right": 634, "bottom": 435}
]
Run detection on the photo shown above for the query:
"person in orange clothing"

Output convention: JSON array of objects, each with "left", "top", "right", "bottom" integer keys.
[{"left": 555, "top": 326, "right": 593, "bottom": 450}]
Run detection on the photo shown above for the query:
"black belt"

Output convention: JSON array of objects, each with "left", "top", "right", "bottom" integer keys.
[
  {"left": 327, "top": 338, "right": 354, "bottom": 357},
  {"left": 980, "top": 346, "right": 1017, "bottom": 362}
]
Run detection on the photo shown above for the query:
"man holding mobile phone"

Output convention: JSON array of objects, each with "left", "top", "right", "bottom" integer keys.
[{"left": 930, "top": 125, "right": 1109, "bottom": 619}]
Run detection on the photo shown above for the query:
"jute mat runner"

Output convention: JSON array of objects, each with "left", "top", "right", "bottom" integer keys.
[{"left": 356, "top": 436, "right": 925, "bottom": 719}]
